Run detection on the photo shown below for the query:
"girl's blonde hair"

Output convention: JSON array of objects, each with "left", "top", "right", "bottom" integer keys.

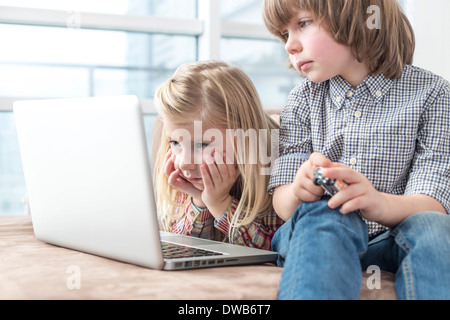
[
  {"left": 153, "top": 60, "right": 279, "bottom": 242},
  {"left": 262, "top": 0, "right": 415, "bottom": 79}
]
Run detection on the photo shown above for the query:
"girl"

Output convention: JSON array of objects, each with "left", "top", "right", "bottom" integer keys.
[{"left": 153, "top": 61, "right": 283, "bottom": 250}]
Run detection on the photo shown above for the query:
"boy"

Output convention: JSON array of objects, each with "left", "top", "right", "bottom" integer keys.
[{"left": 263, "top": 0, "right": 450, "bottom": 299}]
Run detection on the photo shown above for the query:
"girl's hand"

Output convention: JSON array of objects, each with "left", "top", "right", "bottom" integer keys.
[
  {"left": 200, "top": 151, "right": 240, "bottom": 219},
  {"left": 163, "top": 149, "right": 203, "bottom": 203},
  {"left": 322, "top": 165, "right": 388, "bottom": 223}
]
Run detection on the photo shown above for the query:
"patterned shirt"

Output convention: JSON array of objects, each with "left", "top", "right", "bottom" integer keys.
[
  {"left": 170, "top": 193, "right": 283, "bottom": 250},
  {"left": 268, "top": 65, "right": 450, "bottom": 238}
]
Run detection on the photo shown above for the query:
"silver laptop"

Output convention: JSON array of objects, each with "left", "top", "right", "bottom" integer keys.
[{"left": 13, "top": 95, "right": 278, "bottom": 270}]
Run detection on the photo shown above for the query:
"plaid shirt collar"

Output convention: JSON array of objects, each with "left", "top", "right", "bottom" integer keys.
[{"left": 329, "top": 73, "right": 394, "bottom": 110}]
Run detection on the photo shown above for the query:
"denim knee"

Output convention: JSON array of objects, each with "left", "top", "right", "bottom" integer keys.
[
  {"left": 297, "top": 198, "right": 368, "bottom": 247},
  {"left": 393, "top": 211, "right": 450, "bottom": 252},
  {"left": 392, "top": 211, "right": 450, "bottom": 299},
  {"left": 271, "top": 197, "right": 368, "bottom": 264}
]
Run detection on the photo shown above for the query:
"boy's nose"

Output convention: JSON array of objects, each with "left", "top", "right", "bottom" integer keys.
[{"left": 285, "top": 36, "right": 302, "bottom": 55}]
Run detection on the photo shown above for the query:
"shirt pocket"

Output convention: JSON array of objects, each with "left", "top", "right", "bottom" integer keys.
[{"left": 366, "top": 133, "right": 416, "bottom": 192}]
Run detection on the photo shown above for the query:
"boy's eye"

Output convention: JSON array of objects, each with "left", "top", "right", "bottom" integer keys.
[
  {"left": 298, "top": 20, "right": 312, "bottom": 29},
  {"left": 280, "top": 19, "right": 312, "bottom": 42}
]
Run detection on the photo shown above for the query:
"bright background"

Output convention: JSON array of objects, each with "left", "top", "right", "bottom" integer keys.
[{"left": 0, "top": 0, "right": 448, "bottom": 215}]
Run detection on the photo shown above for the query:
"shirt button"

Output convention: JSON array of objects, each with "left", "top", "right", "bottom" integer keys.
[
  {"left": 336, "top": 96, "right": 342, "bottom": 103},
  {"left": 350, "top": 157, "right": 357, "bottom": 165},
  {"left": 375, "top": 90, "right": 382, "bottom": 98},
  {"left": 354, "top": 111, "right": 362, "bottom": 119},
  {"left": 346, "top": 90, "right": 354, "bottom": 98}
]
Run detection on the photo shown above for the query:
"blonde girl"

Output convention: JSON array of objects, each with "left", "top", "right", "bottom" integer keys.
[{"left": 153, "top": 61, "right": 283, "bottom": 250}]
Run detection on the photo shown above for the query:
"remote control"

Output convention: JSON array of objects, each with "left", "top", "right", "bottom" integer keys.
[{"left": 313, "top": 167, "right": 347, "bottom": 196}]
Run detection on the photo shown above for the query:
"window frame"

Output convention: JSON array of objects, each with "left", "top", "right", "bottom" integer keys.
[{"left": 0, "top": 0, "right": 275, "bottom": 114}]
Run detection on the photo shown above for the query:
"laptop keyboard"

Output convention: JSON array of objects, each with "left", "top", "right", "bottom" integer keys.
[{"left": 161, "top": 241, "right": 224, "bottom": 259}]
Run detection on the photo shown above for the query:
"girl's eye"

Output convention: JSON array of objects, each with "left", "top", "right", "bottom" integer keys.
[
  {"left": 195, "top": 142, "right": 209, "bottom": 149},
  {"left": 281, "top": 33, "right": 289, "bottom": 42},
  {"left": 169, "top": 140, "right": 180, "bottom": 148}
]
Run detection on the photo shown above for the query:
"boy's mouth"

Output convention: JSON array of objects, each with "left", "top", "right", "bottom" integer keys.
[{"left": 297, "top": 61, "right": 312, "bottom": 72}]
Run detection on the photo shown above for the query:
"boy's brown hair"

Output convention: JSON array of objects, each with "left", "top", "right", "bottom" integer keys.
[{"left": 262, "top": 0, "right": 415, "bottom": 79}]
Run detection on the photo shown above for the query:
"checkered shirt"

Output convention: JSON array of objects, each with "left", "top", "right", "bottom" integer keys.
[
  {"left": 268, "top": 65, "right": 450, "bottom": 238},
  {"left": 171, "top": 193, "right": 283, "bottom": 250}
]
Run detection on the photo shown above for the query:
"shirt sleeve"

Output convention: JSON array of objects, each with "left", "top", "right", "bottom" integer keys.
[
  {"left": 404, "top": 79, "right": 450, "bottom": 213},
  {"left": 172, "top": 198, "right": 283, "bottom": 250},
  {"left": 268, "top": 81, "right": 313, "bottom": 194},
  {"left": 214, "top": 199, "right": 284, "bottom": 250},
  {"left": 171, "top": 196, "right": 215, "bottom": 239}
]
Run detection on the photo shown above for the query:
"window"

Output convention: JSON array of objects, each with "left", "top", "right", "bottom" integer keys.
[
  {"left": 219, "top": 0, "right": 300, "bottom": 108},
  {"left": 0, "top": 24, "right": 196, "bottom": 98},
  {"left": 0, "top": 0, "right": 299, "bottom": 215},
  {"left": 221, "top": 37, "right": 298, "bottom": 107},
  {"left": 0, "top": 0, "right": 197, "bottom": 17}
]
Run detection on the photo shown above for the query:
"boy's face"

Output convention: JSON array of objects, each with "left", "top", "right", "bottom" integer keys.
[{"left": 282, "top": 10, "right": 367, "bottom": 86}]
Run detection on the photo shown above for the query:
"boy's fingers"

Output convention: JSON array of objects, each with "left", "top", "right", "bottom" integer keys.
[
  {"left": 322, "top": 167, "right": 361, "bottom": 184},
  {"left": 309, "top": 152, "right": 332, "bottom": 169}
]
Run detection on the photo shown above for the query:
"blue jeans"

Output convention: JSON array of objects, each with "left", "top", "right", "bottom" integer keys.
[{"left": 271, "top": 197, "right": 450, "bottom": 300}]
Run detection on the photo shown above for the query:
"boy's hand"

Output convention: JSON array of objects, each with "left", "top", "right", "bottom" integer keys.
[
  {"left": 322, "top": 165, "right": 387, "bottom": 223},
  {"left": 291, "top": 152, "right": 334, "bottom": 203}
]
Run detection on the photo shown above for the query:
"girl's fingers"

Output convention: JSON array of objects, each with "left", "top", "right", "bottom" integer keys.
[
  {"left": 214, "top": 151, "right": 230, "bottom": 180},
  {"left": 200, "top": 164, "right": 213, "bottom": 188},
  {"left": 164, "top": 154, "right": 176, "bottom": 177},
  {"left": 164, "top": 148, "right": 172, "bottom": 161},
  {"left": 206, "top": 157, "right": 222, "bottom": 185}
]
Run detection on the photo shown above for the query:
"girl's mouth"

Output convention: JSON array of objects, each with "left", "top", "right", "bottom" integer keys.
[{"left": 183, "top": 176, "right": 202, "bottom": 183}]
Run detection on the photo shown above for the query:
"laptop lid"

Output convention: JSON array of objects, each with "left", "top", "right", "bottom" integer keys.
[{"left": 14, "top": 96, "right": 164, "bottom": 269}]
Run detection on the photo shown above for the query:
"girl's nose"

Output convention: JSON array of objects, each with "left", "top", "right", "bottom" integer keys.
[{"left": 177, "top": 151, "right": 196, "bottom": 171}]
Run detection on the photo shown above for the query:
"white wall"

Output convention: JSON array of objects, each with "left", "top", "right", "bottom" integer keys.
[{"left": 410, "top": 0, "right": 450, "bottom": 81}]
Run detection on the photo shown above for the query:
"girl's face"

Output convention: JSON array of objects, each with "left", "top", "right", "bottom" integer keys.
[
  {"left": 164, "top": 119, "right": 234, "bottom": 191},
  {"left": 282, "top": 10, "right": 369, "bottom": 87}
]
